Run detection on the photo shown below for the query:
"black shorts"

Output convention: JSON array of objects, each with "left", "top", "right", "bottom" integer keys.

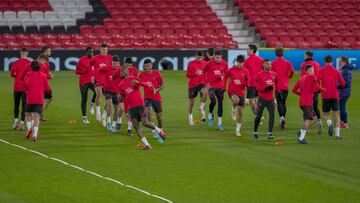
[
  {"left": 104, "top": 91, "right": 118, "bottom": 104},
  {"left": 188, "top": 84, "right": 205, "bottom": 99},
  {"left": 300, "top": 106, "right": 314, "bottom": 120},
  {"left": 229, "top": 93, "right": 245, "bottom": 106},
  {"left": 144, "top": 99, "right": 162, "bottom": 113},
  {"left": 247, "top": 87, "right": 258, "bottom": 99},
  {"left": 25, "top": 104, "right": 43, "bottom": 114},
  {"left": 208, "top": 88, "right": 224, "bottom": 98},
  {"left": 322, "top": 99, "right": 339, "bottom": 112},
  {"left": 44, "top": 89, "right": 52, "bottom": 99},
  {"left": 129, "top": 106, "right": 147, "bottom": 122}
]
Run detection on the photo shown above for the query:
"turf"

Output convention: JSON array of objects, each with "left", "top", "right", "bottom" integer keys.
[{"left": 0, "top": 71, "right": 360, "bottom": 203}]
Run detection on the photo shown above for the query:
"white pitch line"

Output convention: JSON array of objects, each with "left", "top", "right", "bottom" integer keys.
[{"left": 0, "top": 139, "right": 173, "bottom": 203}]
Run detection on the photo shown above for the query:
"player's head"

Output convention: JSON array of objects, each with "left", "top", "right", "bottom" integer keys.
[
  {"left": 112, "top": 55, "right": 120, "bottom": 67},
  {"left": 85, "top": 47, "right": 94, "bottom": 58},
  {"left": 20, "top": 48, "right": 28, "bottom": 57},
  {"left": 124, "top": 57, "right": 133, "bottom": 69},
  {"left": 275, "top": 47, "right": 284, "bottom": 57},
  {"left": 195, "top": 50, "right": 203, "bottom": 61},
  {"left": 325, "top": 55, "right": 333, "bottom": 64},
  {"left": 100, "top": 43, "right": 108, "bottom": 56},
  {"left": 143, "top": 59, "right": 153, "bottom": 73},
  {"left": 263, "top": 59, "right": 271, "bottom": 71},
  {"left": 30, "top": 61, "right": 40, "bottom": 71},
  {"left": 339, "top": 56, "right": 349, "bottom": 67},
  {"left": 247, "top": 44, "right": 257, "bottom": 55},
  {"left": 37, "top": 54, "right": 48, "bottom": 65},
  {"left": 41, "top": 46, "right": 51, "bottom": 57},
  {"left": 304, "top": 50, "right": 313, "bottom": 60},
  {"left": 305, "top": 64, "right": 314, "bottom": 75},
  {"left": 214, "top": 50, "right": 222, "bottom": 63},
  {"left": 236, "top": 55, "right": 245, "bottom": 68},
  {"left": 120, "top": 65, "right": 129, "bottom": 78},
  {"left": 206, "top": 48, "right": 215, "bottom": 60}
]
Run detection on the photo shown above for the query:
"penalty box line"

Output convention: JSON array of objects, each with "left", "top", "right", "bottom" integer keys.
[{"left": 0, "top": 139, "right": 173, "bottom": 203}]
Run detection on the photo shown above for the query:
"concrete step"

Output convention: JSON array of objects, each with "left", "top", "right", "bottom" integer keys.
[
  {"left": 219, "top": 16, "right": 238, "bottom": 23},
  {"left": 215, "top": 10, "right": 233, "bottom": 17},
  {"left": 233, "top": 36, "right": 255, "bottom": 43},
  {"left": 208, "top": 3, "right": 227, "bottom": 10},
  {"left": 206, "top": 0, "right": 224, "bottom": 3},
  {"left": 225, "top": 22, "right": 244, "bottom": 30},
  {"left": 229, "top": 30, "right": 249, "bottom": 37}
]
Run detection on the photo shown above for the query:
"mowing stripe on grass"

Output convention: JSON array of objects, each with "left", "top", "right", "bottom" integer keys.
[{"left": 0, "top": 139, "right": 173, "bottom": 203}]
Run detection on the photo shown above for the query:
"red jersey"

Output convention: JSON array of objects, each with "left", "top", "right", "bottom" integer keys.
[
  {"left": 129, "top": 66, "right": 139, "bottom": 78},
  {"left": 186, "top": 59, "right": 206, "bottom": 88},
  {"left": 243, "top": 54, "right": 263, "bottom": 87},
  {"left": 24, "top": 71, "right": 50, "bottom": 105},
  {"left": 139, "top": 70, "right": 163, "bottom": 102},
  {"left": 90, "top": 54, "right": 112, "bottom": 85},
  {"left": 75, "top": 56, "right": 94, "bottom": 85},
  {"left": 40, "top": 62, "right": 51, "bottom": 80},
  {"left": 118, "top": 77, "right": 150, "bottom": 109},
  {"left": 99, "top": 65, "right": 118, "bottom": 93},
  {"left": 225, "top": 66, "right": 250, "bottom": 97},
  {"left": 255, "top": 70, "right": 278, "bottom": 101},
  {"left": 203, "top": 60, "right": 228, "bottom": 89},
  {"left": 112, "top": 66, "right": 123, "bottom": 86},
  {"left": 271, "top": 57, "right": 294, "bottom": 90},
  {"left": 10, "top": 58, "right": 31, "bottom": 91},
  {"left": 301, "top": 59, "right": 321, "bottom": 78},
  {"left": 318, "top": 65, "right": 345, "bottom": 99},
  {"left": 292, "top": 73, "right": 321, "bottom": 106}
]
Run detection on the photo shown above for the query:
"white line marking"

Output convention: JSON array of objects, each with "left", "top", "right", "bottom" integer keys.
[{"left": 0, "top": 139, "right": 173, "bottom": 203}]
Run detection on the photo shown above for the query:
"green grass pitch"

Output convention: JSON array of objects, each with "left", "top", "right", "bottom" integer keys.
[{"left": 0, "top": 71, "right": 360, "bottom": 202}]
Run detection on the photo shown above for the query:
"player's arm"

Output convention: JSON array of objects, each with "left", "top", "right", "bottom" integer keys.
[
  {"left": 10, "top": 62, "right": 17, "bottom": 77},
  {"left": 154, "top": 73, "right": 164, "bottom": 93},
  {"left": 255, "top": 75, "right": 265, "bottom": 91},
  {"left": 288, "top": 63, "right": 295, "bottom": 79},
  {"left": 338, "top": 71, "right": 346, "bottom": 88},
  {"left": 44, "top": 76, "right": 51, "bottom": 92},
  {"left": 75, "top": 59, "right": 88, "bottom": 75},
  {"left": 292, "top": 80, "right": 300, "bottom": 95},
  {"left": 186, "top": 63, "right": 195, "bottom": 78},
  {"left": 274, "top": 72, "right": 280, "bottom": 92}
]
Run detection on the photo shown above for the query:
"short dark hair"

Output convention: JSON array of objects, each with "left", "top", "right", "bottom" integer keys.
[
  {"left": 196, "top": 50, "right": 203, "bottom": 56},
  {"left": 207, "top": 48, "right": 215, "bottom": 56},
  {"left": 85, "top": 46, "right": 93, "bottom": 52},
  {"left": 38, "top": 54, "right": 48, "bottom": 61},
  {"left": 100, "top": 43, "right": 108, "bottom": 48},
  {"left": 112, "top": 55, "right": 120, "bottom": 62},
  {"left": 305, "top": 64, "right": 313, "bottom": 71},
  {"left": 275, "top": 47, "right": 284, "bottom": 57},
  {"left": 325, "top": 55, "right": 333, "bottom": 63},
  {"left": 144, "top": 59, "right": 152, "bottom": 64},
  {"left": 341, "top": 56, "right": 349, "bottom": 64},
  {"left": 236, "top": 55, "right": 245, "bottom": 63},
  {"left": 214, "top": 50, "right": 222, "bottom": 56},
  {"left": 263, "top": 59, "right": 270, "bottom": 63},
  {"left": 124, "top": 57, "right": 132, "bottom": 64},
  {"left": 248, "top": 44, "right": 258, "bottom": 54},
  {"left": 20, "top": 48, "right": 28, "bottom": 52},
  {"left": 305, "top": 50, "right": 313, "bottom": 58},
  {"left": 40, "top": 46, "right": 50, "bottom": 53},
  {"left": 30, "top": 61, "right": 40, "bottom": 71}
]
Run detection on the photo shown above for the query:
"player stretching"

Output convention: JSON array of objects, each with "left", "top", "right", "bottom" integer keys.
[
  {"left": 318, "top": 56, "right": 345, "bottom": 139},
  {"left": 301, "top": 51, "right": 322, "bottom": 134},
  {"left": 271, "top": 47, "right": 294, "bottom": 129},
  {"left": 75, "top": 47, "right": 96, "bottom": 124},
  {"left": 24, "top": 61, "right": 50, "bottom": 141},
  {"left": 10, "top": 48, "right": 31, "bottom": 130},
  {"left": 90, "top": 43, "right": 112, "bottom": 122},
  {"left": 225, "top": 55, "right": 250, "bottom": 136},
  {"left": 139, "top": 59, "right": 165, "bottom": 138},
  {"left": 118, "top": 68, "right": 166, "bottom": 149},
  {"left": 186, "top": 51, "right": 207, "bottom": 125},
  {"left": 293, "top": 65, "right": 325, "bottom": 144},
  {"left": 100, "top": 55, "right": 122, "bottom": 131},
  {"left": 253, "top": 59, "right": 278, "bottom": 140},
  {"left": 203, "top": 50, "right": 228, "bottom": 131},
  {"left": 40, "top": 46, "right": 53, "bottom": 121}
]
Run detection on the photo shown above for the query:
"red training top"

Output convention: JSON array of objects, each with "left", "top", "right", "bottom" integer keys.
[
  {"left": 203, "top": 59, "right": 228, "bottom": 89},
  {"left": 271, "top": 57, "right": 294, "bottom": 90},
  {"left": 243, "top": 54, "right": 263, "bottom": 87},
  {"left": 118, "top": 77, "right": 151, "bottom": 109},
  {"left": 10, "top": 58, "right": 31, "bottom": 91},
  {"left": 225, "top": 66, "right": 250, "bottom": 97},
  {"left": 186, "top": 59, "right": 206, "bottom": 88},
  {"left": 90, "top": 54, "right": 112, "bottom": 85},
  {"left": 99, "top": 65, "right": 118, "bottom": 93},
  {"left": 255, "top": 70, "right": 278, "bottom": 101},
  {"left": 139, "top": 70, "right": 163, "bottom": 102},
  {"left": 318, "top": 65, "right": 345, "bottom": 99},
  {"left": 300, "top": 59, "right": 321, "bottom": 78},
  {"left": 24, "top": 71, "right": 50, "bottom": 105},
  {"left": 292, "top": 73, "right": 322, "bottom": 106},
  {"left": 75, "top": 56, "right": 93, "bottom": 85}
]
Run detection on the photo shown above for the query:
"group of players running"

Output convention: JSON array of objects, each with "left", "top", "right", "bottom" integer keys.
[{"left": 10, "top": 43, "right": 348, "bottom": 148}]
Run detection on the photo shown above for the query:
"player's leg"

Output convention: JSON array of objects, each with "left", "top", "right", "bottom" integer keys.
[
  {"left": 266, "top": 100, "right": 275, "bottom": 139},
  {"left": 297, "top": 106, "right": 314, "bottom": 144},
  {"left": 248, "top": 87, "right": 258, "bottom": 115},
  {"left": 275, "top": 90, "right": 285, "bottom": 128},
  {"left": 13, "top": 91, "right": 21, "bottom": 129},
  {"left": 332, "top": 100, "right": 341, "bottom": 139},
  {"left": 131, "top": 117, "right": 151, "bottom": 150},
  {"left": 80, "top": 84, "right": 90, "bottom": 124},
  {"left": 253, "top": 98, "right": 265, "bottom": 140},
  {"left": 115, "top": 99, "right": 124, "bottom": 132},
  {"left": 199, "top": 85, "right": 207, "bottom": 122},
  {"left": 95, "top": 86, "right": 103, "bottom": 121},
  {"left": 230, "top": 94, "right": 239, "bottom": 121},
  {"left": 208, "top": 88, "right": 216, "bottom": 127},
  {"left": 19, "top": 92, "right": 26, "bottom": 130},
  {"left": 313, "top": 92, "right": 323, "bottom": 130},
  {"left": 110, "top": 95, "right": 120, "bottom": 132},
  {"left": 140, "top": 107, "right": 165, "bottom": 142},
  {"left": 25, "top": 105, "right": 33, "bottom": 139},
  {"left": 105, "top": 94, "right": 113, "bottom": 130},
  {"left": 89, "top": 84, "right": 96, "bottom": 115},
  {"left": 188, "top": 96, "right": 195, "bottom": 126},
  {"left": 43, "top": 90, "right": 52, "bottom": 111},
  {"left": 339, "top": 96, "right": 349, "bottom": 128},
  {"left": 322, "top": 99, "right": 334, "bottom": 136},
  {"left": 235, "top": 97, "right": 245, "bottom": 136},
  {"left": 32, "top": 112, "right": 41, "bottom": 141},
  {"left": 216, "top": 89, "right": 224, "bottom": 131}
]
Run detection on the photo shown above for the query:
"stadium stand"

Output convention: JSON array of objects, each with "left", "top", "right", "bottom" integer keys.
[{"left": 233, "top": 0, "right": 360, "bottom": 49}]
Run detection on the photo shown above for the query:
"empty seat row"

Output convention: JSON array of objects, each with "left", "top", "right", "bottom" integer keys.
[
  {"left": 51, "top": 4, "right": 93, "bottom": 13},
  {"left": 0, "top": 18, "right": 77, "bottom": 28},
  {"left": 49, "top": 0, "right": 90, "bottom": 6},
  {"left": 0, "top": 11, "right": 85, "bottom": 20}
]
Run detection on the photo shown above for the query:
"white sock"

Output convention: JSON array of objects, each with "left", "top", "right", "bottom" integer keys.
[
  {"left": 112, "top": 121, "right": 116, "bottom": 127},
  {"left": 218, "top": 117, "right": 222, "bottom": 125},
  {"left": 335, "top": 127, "right": 340, "bottom": 137},
  {"left": 326, "top": 119, "right": 332, "bottom": 126},
  {"left": 14, "top": 118, "right": 18, "bottom": 123},
  {"left": 127, "top": 120, "right": 132, "bottom": 130},
  {"left": 200, "top": 102, "right": 206, "bottom": 110},
  {"left": 189, "top": 114, "right": 193, "bottom": 121},
  {"left": 300, "top": 129, "right": 307, "bottom": 140},
  {"left": 318, "top": 119, "right": 322, "bottom": 126},
  {"left": 96, "top": 106, "right": 101, "bottom": 114},
  {"left": 208, "top": 113, "right": 213, "bottom": 119},
  {"left": 26, "top": 121, "right": 32, "bottom": 130},
  {"left": 280, "top": 116, "right": 285, "bottom": 121},
  {"left": 107, "top": 116, "right": 111, "bottom": 123},
  {"left": 141, "top": 137, "right": 150, "bottom": 146},
  {"left": 83, "top": 116, "right": 87, "bottom": 119},
  {"left": 236, "top": 123, "right": 241, "bottom": 131},
  {"left": 33, "top": 126, "right": 39, "bottom": 136},
  {"left": 232, "top": 106, "right": 235, "bottom": 112},
  {"left": 155, "top": 126, "right": 161, "bottom": 133},
  {"left": 31, "top": 120, "right": 34, "bottom": 127},
  {"left": 20, "top": 121, "right": 24, "bottom": 125},
  {"left": 117, "top": 116, "right": 122, "bottom": 124}
]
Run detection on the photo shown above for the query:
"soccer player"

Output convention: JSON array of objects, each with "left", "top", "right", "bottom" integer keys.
[
  {"left": 271, "top": 47, "right": 294, "bottom": 129},
  {"left": 293, "top": 65, "right": 325, "bottom": 144},
  {"left": 300, "top": 50, "right": 322, "bottom": 134},
  {"left": 90, "top": 43, "right": 112, "bottom": 121},
  {"left": 139, "top": 59, "right": 165, "bottom": 137},
  {"left": 118, "top": 68, "right": 166, "bottom": 149},
  {"left": 99, "top": 55, "right": 122, "bottom": 131},
  {"left": 75, "top": 47, "right": 96, "bottom": 124},
  {"left": 338, "top": 56, "right": 352, "bottom": 128},
  {"left": 10, "top": 48, "right": 31, "bottom": 130},
  {"left": 225, "top": 55, "right": 250, "bottom": 136},
  {"left": 253, "top": 59, "right": 278, "bottom": 140},
  {"left": 318, "top": 55, "right": 345, "bottom": 139},
  {"left": 243, "top": 44, "right": 263, "bottom": 115},
  {"left": 186, "top": 50, "right": 207, "bottom": 125},
  {"left": 203, "top": 50, "right": 228, "bottom": 131},
  {"left": 24, "top": 61, "right": 51, "bottom": 141},
  {"left": 40, "top": 46, "right": 53, "bottom": 121}
]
